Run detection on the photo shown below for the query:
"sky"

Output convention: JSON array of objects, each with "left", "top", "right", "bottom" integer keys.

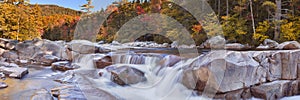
[{"left": 30, "top": 0, "right": 116, "bottom": 11}]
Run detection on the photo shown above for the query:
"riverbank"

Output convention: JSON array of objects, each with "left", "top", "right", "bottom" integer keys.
[{"left": 1, "top": 38, "right": 300, "bottom": 99}]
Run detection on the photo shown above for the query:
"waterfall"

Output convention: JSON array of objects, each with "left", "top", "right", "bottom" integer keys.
[{"left": 73, "top": 52, "right": 205, "bottom": 100}]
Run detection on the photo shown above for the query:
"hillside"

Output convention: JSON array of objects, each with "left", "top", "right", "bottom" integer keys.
[{"left": 31, "top": 4, "right": 83, "bottom": 16}]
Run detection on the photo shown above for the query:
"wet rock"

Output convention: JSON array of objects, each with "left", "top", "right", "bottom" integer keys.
[
  {"left": 0, "top": 72, "right": 5, "bottom": 80},
  {"left": 182, "top": 51, "right": 267, "bottom": 93},
  {"left": 53, "top": 71, "right": 75, "bottom": 83},
  {"left": 51, "top": 85, "right": 87, "bottom": 100},
  {"left": 40, "top": 55, "right": 60, "bottom": 66},
  {"left": 96, "top": 46, "right": 111, "bottom": 53},
  {"left": 202, "top": 36, "right": 226, "bottom": 49},
  {"left": 0, "top": 48, "right": 6, "bottom": 55},
  {"left": 225, "top": 43, "right": 246, "bottom": 50},
  {"left": 171, "top": 41, "right": 178, "bottom": 48},
  {"left": 263, "top": 39, "right": 279, "bottom": 48},
  {"left": 67, "top": 40, "right": 97, "bottom": 54},
  {"left": 159, "top": 55, "right": 181, "bottom": 67},
  {"left": 276, "top": 41, "right": 300, "bottom": 50},
  {"left": 51, "top": 61, "right": 80, "bottom": 71},
  {"left": 0, "top": 82, "right": 8, "bottom": 89},
  {"left": 2, "top": 51, "right": 18, "bottom": 61},
  {"left": 0, "top": 62, "right": 19, "bottom": 67},
  {"left": 30, "top": 89, "right": 53, "bottom": 100},
  {"left": 94, "top": 56, "right": 112, "bottom": 69},
  {"left": 111, "top": 41, "right": 121, "bottom": 45},
  {"left": 0, "top": 66, "right": 28, "bottom": 79},
  {"left": 256, "top": 44, "right": 271, "bottom": 50},
  {"left": 109, "top": 65, "right": 146, "bottom": 85},
  {"left": 251, "top": 80, "right": 298, "bottom": 100},
  {"left": 162, "top": 43, "right": 169, "bottom": 47}
]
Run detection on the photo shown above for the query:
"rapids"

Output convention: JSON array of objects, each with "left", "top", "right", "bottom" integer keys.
[{"left": 73, "top": 52, "right": 207, "bottom": 100}]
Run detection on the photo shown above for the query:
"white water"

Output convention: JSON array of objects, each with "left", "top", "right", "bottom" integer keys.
[{"left": 73, "top": 53, "right": 207, "bottom": 100}]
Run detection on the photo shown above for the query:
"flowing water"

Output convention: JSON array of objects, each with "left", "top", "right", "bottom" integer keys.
[{"left": 73, "top": 52, "right": 208, "bottom": 100}]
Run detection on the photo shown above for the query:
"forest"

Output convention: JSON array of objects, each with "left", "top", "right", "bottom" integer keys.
[{"left": 0, "top": 0, "right": 300, "bottom": 46}]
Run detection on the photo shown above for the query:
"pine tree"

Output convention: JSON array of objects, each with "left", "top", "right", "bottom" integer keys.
[{"left": 81, "top": 0, "right": 94, "bottom": 13}]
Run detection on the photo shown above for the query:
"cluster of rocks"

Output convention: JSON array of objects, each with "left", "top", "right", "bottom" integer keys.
[
  {"left": 0, "top": 38, "right": 111, "bottom": 91},
  {"left": 201, "top": 36, "right": 300, "bottom": 50},
  {"left": 181, "top": 49, "right": 300, "bottom": 99}
]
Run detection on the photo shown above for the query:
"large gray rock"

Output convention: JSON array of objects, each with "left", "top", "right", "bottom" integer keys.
[
  {"left": 16, "top": 42, "right": 41, "bottom": 60},
  {"left": 251, "top": 80, "right": 299, "bottom": 100},
  {"left": 181, "top": 51, "right": 267, "bottom": 93},
  {"left": 276, "top": 41, "right": 300, "bottom": 50},
  {"left": 2, "top": 51, "right": 18, "bottom": 61},
  {"left": 279, "top": 50, "right": 300, "bottom": 80},
  {"left": 250, "top": 51, "right": 282, "bottom": 81},
  {"left": 108, "top": 65, "right": 146, "bottom": 85},
  {"left": 203, "top": 36, "right": 226, "bottom": 49},
  {"left": 39, "top": 40, "right": 67, "bottom": 60},
  {"left": 53, "top": 71, "right": 75, "bottom": 83},
  {"left": 0, "top": 66, "right": 28, "bottom": 79},
  {"left": 34, "top": 54, "right": 60, "bottom": 66},
  {"left": 263, "top": 39, "right": 279, "bottom": 48},
  {"left": 67, "top": 40, "right": 97, "bottom": 54},
  {"left": 30, "top": 89, "right": 53, "bottom": 100}
]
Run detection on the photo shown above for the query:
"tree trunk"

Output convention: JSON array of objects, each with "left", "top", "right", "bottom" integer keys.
[
  {"left": 249, "top": 0, "right": 256, "bottom": 34},
  {"left": 226, "top": 0, "right": 229, "bottom": 16},
  {"left": 218, "top": 0, "right": 221, "bottom": 16},
  {"left": 274, "top": 0, "right": 281, "bottom": 40}
]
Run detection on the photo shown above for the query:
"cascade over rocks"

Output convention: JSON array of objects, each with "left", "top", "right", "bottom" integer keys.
[{"left": 2, "top": 38, "right": 300, "bottom": 99}]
